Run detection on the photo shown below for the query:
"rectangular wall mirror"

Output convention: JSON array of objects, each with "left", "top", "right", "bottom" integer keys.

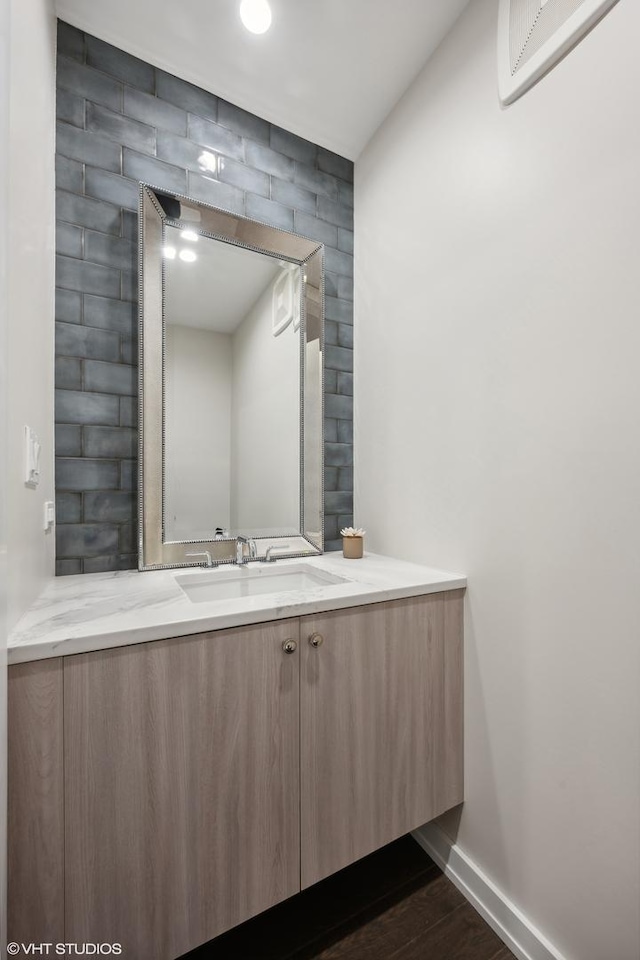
[{"left": 139, "top": 184, "right": 324, "bottom": 570}]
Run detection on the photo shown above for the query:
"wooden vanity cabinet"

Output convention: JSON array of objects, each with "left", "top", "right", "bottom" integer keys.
[
  {"left": 300, "top": 591, "right": 463, "bottom": 887},
  {"left": 64, "top": 618, "right": 301, "bottom": 960},
  {"left": 8, "top": 659, "right": 64, "bottom": 947},
  {"left": 8, "top": 592, "right": 463, "bottom": 960}
]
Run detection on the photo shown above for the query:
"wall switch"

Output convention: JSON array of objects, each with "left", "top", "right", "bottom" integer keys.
[
  {"left": 44, "top": 500, "right": 55, "bottom": 531},
  {"left": 24, "top": 425, "right": 41, "bottom": 487}
]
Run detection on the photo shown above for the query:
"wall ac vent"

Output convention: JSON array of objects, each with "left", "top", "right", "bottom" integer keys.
[{"left": 498, "top": 0, "right": 620, "bottom": 105}]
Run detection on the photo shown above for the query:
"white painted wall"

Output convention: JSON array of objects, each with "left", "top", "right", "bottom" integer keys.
[
  {"left": 164, "top": 325, "right": 232, "bottom": 539},
  {"left": 231, "top": 279, "right": 300, "bottom": 535},
  {"left": 7, "top": 0, "right": 56, "bottom": 630},
  {"left": 0, "top": 0, "right": 10, "bottom": 949},
  {"left": 355, "top": 2, "right": 640, "bottom": 959}
]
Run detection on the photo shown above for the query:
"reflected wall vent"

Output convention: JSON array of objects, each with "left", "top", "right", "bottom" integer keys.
[{"left": 498, "top": 0, "right": 620, "bottom": 104}]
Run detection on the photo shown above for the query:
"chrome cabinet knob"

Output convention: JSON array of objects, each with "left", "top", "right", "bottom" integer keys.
[
  {"left": 308, "top": 632, "right": 324, "bottom": 648},
  {"left": 282, "top": 639, "right": 297, "bottom": 655}
]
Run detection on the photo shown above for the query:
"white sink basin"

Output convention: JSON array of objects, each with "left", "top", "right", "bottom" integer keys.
[{"left": 175, "top": 563, "right": 348, "bottom": 604}]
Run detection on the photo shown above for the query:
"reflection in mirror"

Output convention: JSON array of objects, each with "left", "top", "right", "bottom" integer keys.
[
  {"left": 163, "top": 230, "right": 301, "bottom": 541},
  {"left": 138, "top": 185, "right": 324, "bottom": 570}
]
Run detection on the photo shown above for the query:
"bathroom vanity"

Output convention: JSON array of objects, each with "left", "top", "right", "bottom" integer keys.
[
  {"left": 7, "top": 180, "right": 466, "bottom": 960},
  {"left": 8, "top": 554, "right": 465, "bottom": 960}
]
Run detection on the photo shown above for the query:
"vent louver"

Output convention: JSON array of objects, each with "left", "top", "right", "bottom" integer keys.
[{"left": 498, "top": 0, "right": 620, "bottom": 105}]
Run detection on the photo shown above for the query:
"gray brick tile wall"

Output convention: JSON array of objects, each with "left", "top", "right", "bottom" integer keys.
[
  {"left": 156, "top": 70, "right": 218, "bottom": 119},
  {"left": 55, "top": 21, "right": 354, "bottom": 573},
  {"left": 270, "top": 178, "right": 316, "bottom": 215},
  {"left": 325, "top": 394, "right": 353, "bottom": 421},
  {"left": 185, "top": 116, "right": 244, "bottom": 160},
  {"left": 325, "top": 345, "right": 353, "bottom": 373},
  {"left": 337, "top": 372, "right": 353, "bottom": 396},
  {"left": 325, "top": 296, "right": 353, "bottom": 324},
  {"left": 55, "top": 426, "right": 82, "bottom": 458},
  {"left": 58, "top": 58, "right": 123, "bottom": 112},
  {"left": 56, "top": 254, "right": 121, "bottom": 298},
  {"left": 86, "top": 102, "right": 157, "bottom": 154},
  {"left": 317, "top": 148, "right": 354, "bottom": 183},
  {"left": 56, "top": 222, "right": 83, "bottom": 258},
  {"left": 244, "top": 140, "right": 295, "bottom": 180},
  {"left": 270, "top": 126, "right": 316, "bottom": 165},
  {"left": 85, "top": 35, "right": 155, "bottom": 92},
  {"left": 56, "top": 155, "right": 84, "bottom": 193},
  {"left": 245, "top": 194, "right": 293, "bottom": 231},
  {"left": 56, "top": 491, "right": 82, "bottom": 523},
  {"left": 85, "top": 167, "right": 139, "bottom": 208},
  {"left": 325, "top": 322, "right": 339, "bottom": 346},
  {"left": 57, "top": 88, "right": 85, "bottom": 127},
  {"left": 337, "top": 325, "right": 353, "bottom": 349},
  {"left": 337, "top": 420, "right": 353, "bottom": 444},
  {"left": 56, "top": 458, "right": 120, "bottom": 491},
  {"left": 56, "top": 120, "right": 122, "bottom": 172},
  {"left": 56, "top": 288, "right": 82, "bottom": 321},
  {"left": 337, "top": 275, "right": 353, "bottom": 301},
  {"left": 55, "top": 357, "right": 82, "bottom": 390},
  {"left": 186, "top": 172, "right": 244, "bottom": 215},
  {"left": 324, "top": 419, "right": 338, "bottom": 443},
  {"left": 324, "top": 370, "right": 338, "bottom": 394},
  {"left": 55, "top": 389, "right": 120, "bottom": 426},
  {"left": 122, "top": 149, "right": 187, "bottom": 194},
  {"left": 218, "top": 99, "right": 269, "bottom": 143},
  {"left": 124, "top": 87, "right": 187, "bottom": 136},
  {"left": 338, "top": 228, "right": 354, "bottom": 255},
  {"left": 295, "top": 211, "right": 338, "bottom": 249}
]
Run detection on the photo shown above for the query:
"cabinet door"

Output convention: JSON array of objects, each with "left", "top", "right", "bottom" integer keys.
[
  {"left": 8, "top": 660, "right": 64, "bottom": 946},
  {"left": 300, "top": 593, "right": 463, "bottom": 888},
  {"left": 64, "top": 620, "right": 300, "bottom": 960}
]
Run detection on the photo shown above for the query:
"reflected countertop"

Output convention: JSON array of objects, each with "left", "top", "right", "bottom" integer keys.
[{"left": 8, "top": 552, "right": 466, "bottom": 664}]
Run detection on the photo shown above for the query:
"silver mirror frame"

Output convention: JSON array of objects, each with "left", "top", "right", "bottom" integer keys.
[{"left": 138, "top": 183, "right": 325, "bottom": 570}]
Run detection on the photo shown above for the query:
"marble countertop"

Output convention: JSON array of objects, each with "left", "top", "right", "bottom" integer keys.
[{"left": 8, "top": 552, "right": 466, "bottom": 664}]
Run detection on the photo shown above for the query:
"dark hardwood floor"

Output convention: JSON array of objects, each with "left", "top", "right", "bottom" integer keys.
[{"left": 182, "top": 836, "right": 516, "bottom": 960}]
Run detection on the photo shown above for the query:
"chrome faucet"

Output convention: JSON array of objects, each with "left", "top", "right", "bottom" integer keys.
[
  {"left": 265, "top": 544, "right": 291, "bottom": 562},
  {"left": 235, "top": 536, "right": 258, "bottom": 565},
  {"left": 185, "top": 550, "right": 215, "bottom": 568}
]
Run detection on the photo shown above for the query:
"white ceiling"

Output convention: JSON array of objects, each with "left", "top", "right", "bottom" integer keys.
[{"left": 55, "top": 0, "right": 471, "bottom": 159}]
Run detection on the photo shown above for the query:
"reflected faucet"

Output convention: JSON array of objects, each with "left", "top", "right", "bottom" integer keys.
[
  {"left": 185, "top": 550, "right": 216, "bottom": 568},
  {"left": 236, "top": 536, "right": 258, "bottom": 565},
  {"left": 265, "top": 544, "right": 291, "bottom": 562}
]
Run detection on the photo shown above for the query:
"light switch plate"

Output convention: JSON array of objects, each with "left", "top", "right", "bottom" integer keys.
[
  {"left": 24, "top": 425, "right": 41, "bottom": 487},
  {"left": 44, "top": 500, "right": 55, "bottom": 531}
]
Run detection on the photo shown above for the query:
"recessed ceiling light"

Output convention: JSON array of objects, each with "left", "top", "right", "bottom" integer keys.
[
  {"left": 181, "top": 229, "right": 199, "bottom": 242},
  {"left": 179, "top": 249, "right": 197, "bottom": 263},
  {"left": 163, "top": 245, "right": 177, "bottom": 259},
  {"left": 240, "top": 0, "right": 272, "bottom": 35}
]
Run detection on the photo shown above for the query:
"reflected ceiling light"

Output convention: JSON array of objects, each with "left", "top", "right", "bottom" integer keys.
[
  {"left": 240, "top": 0, "right": 272, "bottom": 34},
  {"left": 181, "top": 229, "right": 199, "bottom": 242},
  {"left": 179, "top": 249, "right": 197, "bottom": 263},
  {"left": 163, "top": 245, "right": 176, "bottom": 259},
  {"left": 198, "top": 150, "right": 220, "bottom": 174}
]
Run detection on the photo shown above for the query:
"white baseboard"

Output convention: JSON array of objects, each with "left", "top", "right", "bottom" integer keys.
[{"left": 412, "top": 823, "right": 567, "bottom": 960}]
